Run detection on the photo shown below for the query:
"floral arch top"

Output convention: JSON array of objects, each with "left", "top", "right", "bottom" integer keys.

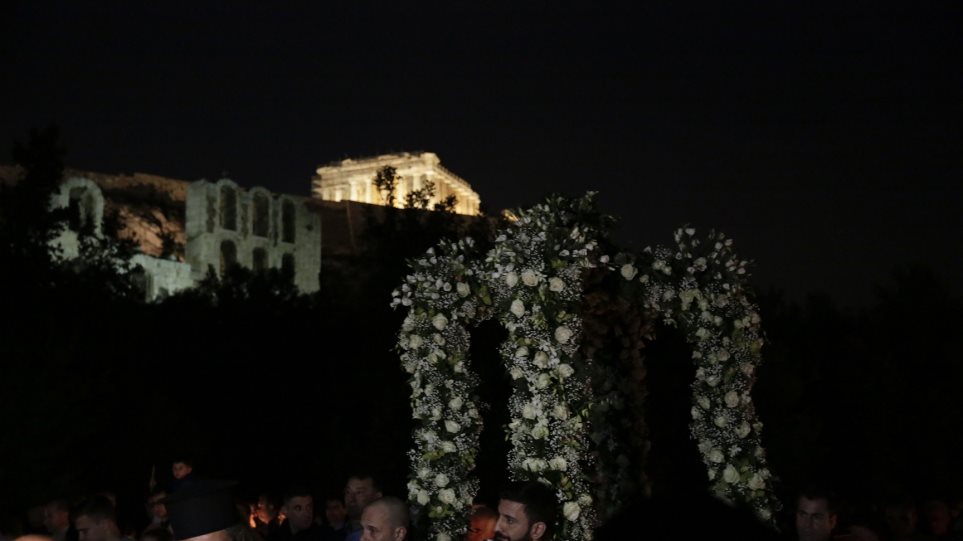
[{"left": 391, "top": 193, "right": 779, "bottom": 541}]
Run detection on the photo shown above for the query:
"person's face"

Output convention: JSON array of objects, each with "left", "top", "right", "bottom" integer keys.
[
  {"left": 345, "top": 478, "right": 381, "bottom": 520},
  {"left": 922, "top": 502, "right": 951, "bottom": 536},
  {"left": 325, "top": 499, "right": 347, "bottom": 526},
  {"left": 43, "top": 505, "right": 69, "bottom": 533},
  {"left": 360, "top": 504, "right": 404, "bottom": 541},
  {"left": 883, "top": 504, "right": 917, "bottom": 538},
  {"left": 796, "top": 497, "right": 837, "bottom": 541},
  {"left": 75, "top": 514, "right": 108, "bottom": 541},
  {"left": 256, "top": 497, "right": 277, "bottom": 523},
  {"left": 284, "top": 496, "right": 314, "bottom": 533},
  {"left": 172, "top": 462, "right": 193, "bottom": 480},
  {"left": 466, "top": 511, "right": 496, "bottom": 541},
  {"left": 148, "top": 493, "right": 168, "bottom": 520},
  {"left": 494, "top": 500, "right": 542, "bottom": 541}
]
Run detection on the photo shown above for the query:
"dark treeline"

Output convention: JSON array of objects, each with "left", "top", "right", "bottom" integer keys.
[{"left": 2, "top": 129, "right": 961, "bottom": 534}]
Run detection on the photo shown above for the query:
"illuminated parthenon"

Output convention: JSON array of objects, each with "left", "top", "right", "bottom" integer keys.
[{"left": 312, "top": 152, "right": 481, "bottom": 215}]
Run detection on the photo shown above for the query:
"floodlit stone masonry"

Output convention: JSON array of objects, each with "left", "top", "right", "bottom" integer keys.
[
  {"left": 185, "top": 178, "right": 321, "bottom": 293},
  {"left": 313, "top": 152, "right": 481, "bottom": 215}
]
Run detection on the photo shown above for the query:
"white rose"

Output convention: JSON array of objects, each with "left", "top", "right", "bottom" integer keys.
[
  {"left": 757, "top": 509, "right": 772, "bottom": 521},
  {"left": 549, "top": 457, "right": 568, "bottom": 471},
  {"left": 515, "top": 346, "right": 529, "bottom": 359},
  {"left": 716, "top": 349, "right": 730, "bottom": 362},
  {"left": 697, "top": 396, "right": 711, "bottom": 410},
  {"left": 506, "top": 272, "right": 519, "bottom": 287},
  {"left": 531, "top": 424, "right": 549, "bottom": 439},
  {"left": 748, "top": 473, "right": 766, "bottom": 491},
  {"left": 691, "top": 406, "right": 702, "bottom": 420},
  {"left": 441, "top": 441, "right": 456, "bottom": 453},
  {"left": 724, "top": 391, "right": 740, "bottom": 408},
  {"left": 449, "top": 396, "right": 464, "bottom": 411},
  {"left": 736, "top": 422, "right": 751, "bottom": 439},
  {"left": 422, "top": 431, "right": 438, "bottom": 444},
  {"left": 535, "top": 373, "right": 550, "bottom": 389},
  {"left": 437, "top": 533, "right": 451, "bottom": 541},
  {"left": 456, "top": 282, "right": 470, "bottom": 297},
  {"left": 445, "top": 420, "right": 461, "bottom": 433},
  {"left": 714, "top": 415, "right": 728, "bottom": 428},
  {"left": 432, "top": 314, "right": 448, "bottom": 331},
  {"left": 417, "top": 490, "right": 430, "bottom": 505},
  {"left": 438, "top": 489, "right": 456, "bottom": 505},
  {"left": 708, "top": 448, "right": 724, "bottom": 463},
  {"left": 533, "top": 351, "right": 549, "bottom": 368},
  {"left": 408, "top": 335, "right": 424, "bottom": 349},
  {"left": 433, "top": 333, "right": 445, "bottom": 345},
  {"left": 510, "top": 367, "right": 524, "bottom": 380},
  {"left": 563, "top": 502, "right": 581, "bottom": 522},
  {"left": 522, "top": 404, "right": 537, "bottom": 420},
  {"left": 521, "top": 269, "right": 539, "bottom": 286},
  {"left": 554, "top": 326, "right": 573, "bottom": 344},
  {"left": 620, "top": 264, "right": 638, "bottom": 280},
  {"left": 434, "top": 473, "right": 449, "bottom": 487},
  {"left": 510, "top": 299, "right": 525, "bottom": 317},
  {"left": 548, "top": 277, "right": 564, "bottom": 292},
  {"left": 553, "top": 405, "right": 570, "bottom": 420},
  {"left": 723, "top": 465, "right": 740, "bottom": 484},
  {"left": 577, "top": 494, "right": 593, "bottom": 507},
  {"left": 523, "top": 458, "right": 547, "bottom": 472},
  {"left": 557, "top": 363, "right": 575, "bottom": 379}
]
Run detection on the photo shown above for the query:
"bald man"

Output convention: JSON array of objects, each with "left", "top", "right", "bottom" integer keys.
[{"left": 359, "top": 498, "right": 408, "bottom": 541}]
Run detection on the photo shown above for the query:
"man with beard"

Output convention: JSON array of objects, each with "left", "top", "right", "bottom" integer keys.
[{"left": 493, "top": 482, "right": 557, "bottom": 541}]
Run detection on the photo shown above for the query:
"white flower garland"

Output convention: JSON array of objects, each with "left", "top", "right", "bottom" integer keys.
[
  {"left": 393, "top": 195, "right": 779, "bottom": 541},
  {"left": 622, "top": 227, "right": 780, "bottom": 522}
]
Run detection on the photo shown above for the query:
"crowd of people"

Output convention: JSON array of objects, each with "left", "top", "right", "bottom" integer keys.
[{"left": 2, "top": 460, "right": 961, "bottom": 541}]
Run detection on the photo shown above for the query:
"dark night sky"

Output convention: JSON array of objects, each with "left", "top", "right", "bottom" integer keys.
[{"left": 3, "top": 2, "right": 960, "bottom": 306}]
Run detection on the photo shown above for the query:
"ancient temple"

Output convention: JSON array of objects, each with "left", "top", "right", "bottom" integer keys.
[{"left": 313, "top": 152, "right": 481, "bottom": 215}]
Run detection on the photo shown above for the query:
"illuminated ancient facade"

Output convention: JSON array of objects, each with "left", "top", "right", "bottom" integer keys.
[
  {"left": 185, "top": 178, "right": 321, "bottom": 294},
  {"left": 43, "top": 172, "right": 322, "bottom": 300},
  {"left": 313, "top": 152, "right": 481, "bottom": 215}
]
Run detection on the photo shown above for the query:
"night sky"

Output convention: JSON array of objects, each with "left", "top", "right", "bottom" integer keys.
[{"left": 3, "top": 2, "right": 960, "bottom": 306}]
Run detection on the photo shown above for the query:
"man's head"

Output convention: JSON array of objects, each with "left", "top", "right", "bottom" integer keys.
[
  {"left": 494, "top": 482, "right": 558, "bottom": 541},
  {"left": 466, "top": 505, "right": 497, "bottom": 541},
  {"left": 43, "top": 499, "right": 70, "bottom": 534},
  {"left": 795, "top": 489, "right": 838, "bottom": 541},
  {"left": 345, "top": 475, "right": 383, "bottom": 521},
  {"left": 147, "top": 489, "right": 169, "bottom": 522},
  {"left": 172, "top": 460, "right": 194, "bottom": 481},
  {"left": 324, "top": 497, "right": 347, "bottom": 527},
  {"left": 254, "top": 495, "right": 277, "bottom": 524},
  {"left": 282, "top": 489, "right": 314, "bottom": 534},
  {"left": 919, "top": 499, "right": 951, "bottom": 536},
  {"left": 359, "top": 498, "right": 408, "bottom": 541},
  {"left": 74, "top": 496, "right": 120, "bottom": 541}
]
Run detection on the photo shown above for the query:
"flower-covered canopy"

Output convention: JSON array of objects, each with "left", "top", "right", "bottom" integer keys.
[{"left": 392, "top": 193, "right": 779, "bottom": 541}]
